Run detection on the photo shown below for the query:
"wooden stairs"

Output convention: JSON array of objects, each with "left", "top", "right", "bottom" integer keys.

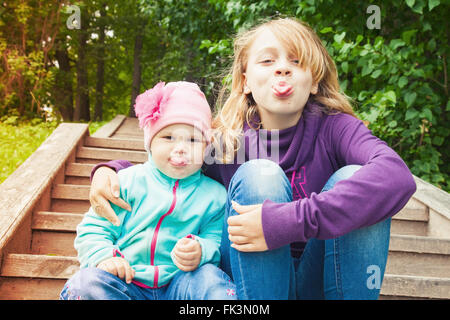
[{"left": 0, "top": 115, "right": 449, "bottom": 299}]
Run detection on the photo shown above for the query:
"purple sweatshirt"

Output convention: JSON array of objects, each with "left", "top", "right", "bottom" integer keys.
[{"left": 93, "top": 102, "right": 416, "bottom": 257}]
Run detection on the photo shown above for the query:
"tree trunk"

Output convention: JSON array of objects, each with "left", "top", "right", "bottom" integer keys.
[
  {"left": 74, "top": 8, "right": 90, "bottom": 122},
  {"left": 129, "top": 22, "right": 145, "bottom": 118},
  {"left": 54, "top": 42, "right": 74, "bottom": 121},
  {"left": 94, "top": 5, "right": 106, "bottom": 121}
]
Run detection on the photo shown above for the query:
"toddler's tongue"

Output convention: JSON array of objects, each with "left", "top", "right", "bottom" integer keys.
[
  {"left": 170, "top": 157, "right": 188, "bottom": 166},
  {"left": 272, "top": 82, "right": 293, "bottom": 96}
]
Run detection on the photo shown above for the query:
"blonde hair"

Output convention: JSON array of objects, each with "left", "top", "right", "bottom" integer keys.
[{"left": 212, "top": 17, "right": 356, "bottom": 163}]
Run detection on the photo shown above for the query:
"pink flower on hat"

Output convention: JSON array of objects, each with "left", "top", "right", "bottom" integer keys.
[{"left": 134, "top": 82, "right": 176, "bottom": 129}]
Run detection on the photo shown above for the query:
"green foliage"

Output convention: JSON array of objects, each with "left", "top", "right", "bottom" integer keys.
[
  {"left": 0, "top": 118, "right": 58, "bottom": 183},
  {"left": 0, "top": 117, "right": 111, "bottom": 183},
  {"left": 0, "top": 0, "right": 448, "bottom": 191},
  {"left": 199, "top": 0, "right": 449, "bottom": 191}
]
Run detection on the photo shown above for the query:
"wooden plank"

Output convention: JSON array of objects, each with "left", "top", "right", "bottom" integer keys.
[
  {"left": 413, "top": 176, "right": 450, "bottom": 221},
  {"left": 112, "top": 117, "right": 140, "bottom": 135},
  {"left": 112, "top": 133, "right": 144, "bottom": 139},
  {"left": 386, "top": 251, "right": 450, "bottom": 278},
  {"left": 65, "top": 163, "right": 95, "bottom": 177},
  {"left": 52, "top": 184, "right": 90, "bottom": 201},
  {"left": 32, "top": 211, "right": 82, "bottom": 232},
  {"left": 389, "top": 234, "right": 450, "bottom": 255},
  {"left": 381, "top": 274, "right": 450, "bottom": 299},
  {"left": 31, "top": 231, "right": 77, "bottom": 256},
  {"left": 394, "top": 198, "right": 429, "bottom": 222},
  {"left": 85, "top": 136, "right": 145, "bottom": 151},
  {"left": 77, "top": 146, "right": 147, "bottom": 163},
  {"left": 429, "top": 208, "right": 450, "bottom": 239},
  {"left": 65, "top": 176, "right": 90, "bottom": 185},
  {"left": 51, "top": 199, "right": 90, "bottom": 213},
  {"left": 1, "top": 254, "right": 79, "bottom": 279},
  {"left": 0, "top": 123, "right": 89, "bottom": 252},
  {"left": 0, "top": 278, "right": 67, "bottom": 300},
  {"left": 391, "top": 219, "right": 428, "bottom": 237},
  {"left": 91, "top": 114, "right": 126, "bottom": 138}
]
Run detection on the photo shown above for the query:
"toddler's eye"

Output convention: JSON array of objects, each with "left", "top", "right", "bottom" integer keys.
[
  {"left": 190, "top": 137, "right": 202, "bottom": 143},
  {"left": 162, "top": 135, "right": 175, "bottom": 141},
  {"left": 292, "top": 59, "right": 300, "bottom": 65},
  {"left": 260, "top": 59, "right": 273, "bottom": 64}
]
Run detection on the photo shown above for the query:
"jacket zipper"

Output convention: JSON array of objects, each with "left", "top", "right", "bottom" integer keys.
[{"left": 150, "top": 179, "right": 179, "bottom": 287}]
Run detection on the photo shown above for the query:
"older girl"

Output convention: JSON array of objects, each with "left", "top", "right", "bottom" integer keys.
[{"left": 89, "top": 18, "right": 416, "bottom": 299}]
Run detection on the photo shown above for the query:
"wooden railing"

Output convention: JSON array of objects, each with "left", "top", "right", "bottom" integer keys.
[{"left": 0, "top": 123, "right": 89, "bottom": 257}]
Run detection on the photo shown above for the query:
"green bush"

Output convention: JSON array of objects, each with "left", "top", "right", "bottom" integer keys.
[{"left": 200, "top": 0, "right": 449, "bottom": 191}]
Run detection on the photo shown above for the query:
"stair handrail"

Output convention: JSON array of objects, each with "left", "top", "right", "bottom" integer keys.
[
  {"left": 412, "top": 176, "right": 450, "bottom": 221},
  {"left": 0, "top": 123, "right": 89, "bottom": 255}
]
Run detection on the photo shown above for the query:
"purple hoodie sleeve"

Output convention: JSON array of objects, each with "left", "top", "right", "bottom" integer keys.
[
  {"left": 261, "top": 114, "right": 417, "bottom": 250},
  {"left": 90, "top": 160, "right": 134, "bottom": 181}
]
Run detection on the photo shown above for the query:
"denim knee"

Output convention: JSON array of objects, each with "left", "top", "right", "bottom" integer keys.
[
  {"left": 60, "top": 267, "right": 128, "bottom": 300},
  {"left": 228, "top": 159, "right": 292, "bottom": 204},
  {"left": 322, "top": 165, "right": 362, "bottom": 192},
  {"left": 60, "top": 268, "right": 95, "bottom": 300},
  {"left": 194, "top": 264, "right": 236, "bottom": 300},
  {"left": 173, "top": 264, "right": 237, "bottom": 300}
]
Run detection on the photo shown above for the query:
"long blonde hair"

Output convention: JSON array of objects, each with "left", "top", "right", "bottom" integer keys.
[{"left": 212, "top": 17, "right": 355, "bottom": 163}]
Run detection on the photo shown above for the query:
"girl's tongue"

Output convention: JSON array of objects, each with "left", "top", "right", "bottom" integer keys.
[
  {"left": 272, "top": 82, "right": 293, "bottom": 97},
  {"left": 169, "top": 156, "right": 188, "bottom": 167}
]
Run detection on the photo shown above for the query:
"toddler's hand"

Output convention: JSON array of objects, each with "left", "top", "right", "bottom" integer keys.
[
  {"left": 172, "top": 237, "right": 202, "bottom": 272},
  {"left": 97, "top": 257, "right": 135, "bottom": 284}
]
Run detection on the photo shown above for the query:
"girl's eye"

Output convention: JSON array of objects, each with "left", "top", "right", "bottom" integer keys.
[
  {"left": 190, "top": 137, "right": 202, "bottom": 143},
  {"left": 162, "top": 136, "right": 175, "bottom": 141},
  {"left": 260, "top": 59, "right": 273, "bottom": 64},
  {"left": 291, "top": 59, "right": 300, "bottom": 65}
]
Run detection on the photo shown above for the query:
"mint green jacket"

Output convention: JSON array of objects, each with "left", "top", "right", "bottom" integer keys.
[{"left": 75, "top": 156, "right": 227, "bottom": 288}]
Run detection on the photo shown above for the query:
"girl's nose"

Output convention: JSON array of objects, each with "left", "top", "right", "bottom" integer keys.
[
  {"left": 172, "top": 141, "right": 188, "bottom": 154},
  {"left": 275, "top": 60, "right": 291, "bottom": 76}
]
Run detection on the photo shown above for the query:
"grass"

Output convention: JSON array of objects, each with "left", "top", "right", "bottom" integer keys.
[{"left": 0, "top": 118, "right": 110, "bottom": 184}]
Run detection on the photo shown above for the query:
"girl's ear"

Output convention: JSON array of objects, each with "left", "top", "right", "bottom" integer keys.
[
  {"left": 242, "top": 73, "right": 251, "bottom": 94},
  {"left": 311, "top": 82, "right": 319, "bottom": 95}
]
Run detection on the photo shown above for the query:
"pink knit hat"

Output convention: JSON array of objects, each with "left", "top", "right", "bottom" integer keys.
[{"left": 134, "top": 81, "right": 212, "bottom": 152}]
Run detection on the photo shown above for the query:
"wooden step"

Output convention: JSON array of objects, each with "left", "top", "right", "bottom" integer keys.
[
  {"left": 77, "top": 146, "right": 147, "bottom": 163},
  {"left": 381, "top": 274, "right": 450, "bottom": 299},
  {"left": 52, "top": 184, "right": 90, "bottom": 201},
  {"left": 31, "top": 231, "right": 77, "bottom": 256},
  {"left": 391, "top": 219, "right": 428, "bottom": 236},
  {"left": 390, "top": 198, "right": 429, "bottom": 236},
  {"left": 65, "top": 163, "right": 95, "bottom": 177},
  {"left": 389, "top": 234, "right": 450, "bottom": 254},
  {"left": 386, "top": 252, "right": 450, "bottom": 278},
  {"left": 393, "top": 198, "right": 429, "bottom": 222},
  {"left": 65, "top": 162, "right": 96, "bottom": 185},
  {"left": 31, "top": 211, "right": 80, "bottom": 256},
  {"left": 51, "top": 199, "right": 90, "bottom": 213},
  {"left": 387, "top": 235, "right": 450, "bottom": 278},
  {"left": 0, "top": 278, "right": 67, "bottom": 300},
  {"left": 32, "top": 211, "right": 83, "bottom": 232},
  {"left": 84, "top": 136, "right": 145, "bottom": 151},
  {"left": 0, "top": 254, "right": 78, "bottom": 300},
  {"left": 1, "top": 254, "right": 79, "bottom": 279}
]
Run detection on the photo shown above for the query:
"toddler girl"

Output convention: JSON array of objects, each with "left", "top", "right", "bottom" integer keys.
[{"left": 60, "top": 81, "right": 236, "bottom": 300}]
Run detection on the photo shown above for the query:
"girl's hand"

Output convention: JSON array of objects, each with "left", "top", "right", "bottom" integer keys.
[
  {"left": 97, "top": 257, "right": 135, "bottom": 284},
  {"left": 172, "top": 237, "right": 202, "bottom": 272},
  {"left": 227, "top": 201, "right": 268, "bottom": 252},
  {"left": 90, "top": 166, "right": 131, "bottom": 226}
]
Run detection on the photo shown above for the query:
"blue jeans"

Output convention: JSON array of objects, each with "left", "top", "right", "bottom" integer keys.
[
  {"left": 220, "top": 159, "right": 391, "bottom": 300},
  {"left": 60, "top": 264, "right": 236, "bottom": 300}
]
